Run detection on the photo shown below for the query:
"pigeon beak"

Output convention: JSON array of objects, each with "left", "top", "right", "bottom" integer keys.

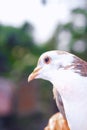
[{"left": 28, "top": 66, "right": 42, "bottom": 82}]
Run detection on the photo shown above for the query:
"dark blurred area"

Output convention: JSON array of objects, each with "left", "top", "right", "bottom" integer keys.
[{"left": 0, "top": 1, "right": 87, "bottom": 130}]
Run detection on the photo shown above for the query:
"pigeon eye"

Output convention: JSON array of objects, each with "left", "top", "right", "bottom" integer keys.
[{"left": 44, "top": 56, "right": 51, "bottom": 64}]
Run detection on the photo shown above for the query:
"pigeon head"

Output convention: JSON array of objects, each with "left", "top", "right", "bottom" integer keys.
[{"left": 28, "top": 50, "right": 75, "bottom": 83}]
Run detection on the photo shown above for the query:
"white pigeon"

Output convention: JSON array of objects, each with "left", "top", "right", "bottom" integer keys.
[{"left": 28, "top": 50, "right": 87, "bottom": 130}]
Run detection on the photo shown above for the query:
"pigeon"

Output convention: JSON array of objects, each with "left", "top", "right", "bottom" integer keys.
[{"left": 28, "top": 50, "right": 87, "bottom": 130}]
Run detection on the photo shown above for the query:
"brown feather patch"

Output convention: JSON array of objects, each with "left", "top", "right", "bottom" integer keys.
[
  {"left": 73, "top": 56, "right": 87, "bottom": 77},
  {"left": 64, "top": 56, "right": 87, "bottom": 77}
]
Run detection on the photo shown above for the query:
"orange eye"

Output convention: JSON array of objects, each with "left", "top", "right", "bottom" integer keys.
[{"left": 44, "top": 56, "right": 51, "bottom": 64}]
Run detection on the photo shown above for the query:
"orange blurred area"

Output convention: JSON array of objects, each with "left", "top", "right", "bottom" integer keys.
[{"left": 44, "top": 113, "right": 70, "bottom": 130}]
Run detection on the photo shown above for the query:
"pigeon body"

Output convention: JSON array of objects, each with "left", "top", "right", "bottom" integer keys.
[{"left": 28, "top": 50, "right": 87, "bottom": 130}]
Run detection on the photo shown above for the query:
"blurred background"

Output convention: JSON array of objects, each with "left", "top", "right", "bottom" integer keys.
[{"left": 0, "top": 0, "right": 87, "bottom": 129}]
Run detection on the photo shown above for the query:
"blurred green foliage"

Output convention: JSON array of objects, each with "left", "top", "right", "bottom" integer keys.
[{"left": 0, "top": 22, "right": 56, "bottom": 80}]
